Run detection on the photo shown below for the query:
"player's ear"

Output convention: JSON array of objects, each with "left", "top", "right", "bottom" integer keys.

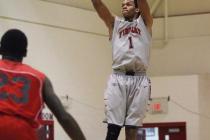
[{"left": 135, "top": 8, "right": 140, "bottom": 13}]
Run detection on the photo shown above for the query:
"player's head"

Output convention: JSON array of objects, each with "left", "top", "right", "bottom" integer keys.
[
  {"left": 122, "top": 0, "right": 139, "bottom": 20},
  {"left": 0, "top": 29, "right": 28, "bottom": 58}
]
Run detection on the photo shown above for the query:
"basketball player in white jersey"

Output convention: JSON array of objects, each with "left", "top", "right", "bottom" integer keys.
[{"left": 91, "top": 0, "right": 153, "bottom": 140}]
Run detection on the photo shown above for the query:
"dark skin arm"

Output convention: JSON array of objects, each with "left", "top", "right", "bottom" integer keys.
[
  {"left": 138, "top": 0, "right": 153, "bottom": 35},
  {"left": 42, "top": 77, "right": 86, "bottom": 140},
  {"left": 91, "top": 0, "right": 115, "bottom": 38}
]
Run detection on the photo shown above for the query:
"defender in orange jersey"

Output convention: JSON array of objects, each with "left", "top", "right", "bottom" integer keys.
[{"left": 0, "top": 29, "right": 86, "bottom": 140}]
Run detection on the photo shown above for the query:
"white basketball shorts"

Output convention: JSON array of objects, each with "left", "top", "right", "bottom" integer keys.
[{"left": 104, "top": 72, "right": 151, "bottom": 127}]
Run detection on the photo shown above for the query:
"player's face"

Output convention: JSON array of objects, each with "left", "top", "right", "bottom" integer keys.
[{"left": 122, "top": 0, "right": 137, "bottom": 19}]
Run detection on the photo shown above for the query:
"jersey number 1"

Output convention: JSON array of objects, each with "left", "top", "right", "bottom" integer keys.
[{"left": 128, "top": 37, "right": 134, "bottom": 49}]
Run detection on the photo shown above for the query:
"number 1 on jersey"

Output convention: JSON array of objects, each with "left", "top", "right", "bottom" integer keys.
[{"left": 128, "top": 37, "right": 134, "bottom": 49}]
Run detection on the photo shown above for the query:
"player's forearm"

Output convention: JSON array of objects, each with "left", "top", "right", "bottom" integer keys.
[
  {"left": 58, "top": 113, "right": 86, "bottom": 140},
  {"left": 91, "top": 0, "right": 107, "bottom": 15},
  {"left": 138, "top": 0, "right": 153, "bottom": 26},
  {"left": 91, "top": 0, "right": 114, "bottom": 30}
]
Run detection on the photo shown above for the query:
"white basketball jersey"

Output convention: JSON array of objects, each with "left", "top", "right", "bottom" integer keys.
[{"left": 111, "top": 16, "right": 152, "bottom": 72}]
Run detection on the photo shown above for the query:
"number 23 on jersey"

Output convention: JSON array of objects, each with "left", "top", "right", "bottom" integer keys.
[{"left": 0, "top": 72, "right": 31, "bottom": 104}]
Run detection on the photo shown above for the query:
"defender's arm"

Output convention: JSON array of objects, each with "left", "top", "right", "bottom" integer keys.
[{"left": 42, "top": 77, "right": 86, "bottom": 140}]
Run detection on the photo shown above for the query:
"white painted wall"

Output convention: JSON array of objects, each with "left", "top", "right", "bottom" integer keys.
[
  {"left": 198, "top": 75, "right": 210, "bottom": 140},
  {"left": 149, "top": 14, "right": 210, "bottom": 76},
  {"left": 0, "top": 0, "right": 210, "bottom": 140},
  {"left": 146, "top": 75, "right": 200, "bottom": 140},
  {"left": 145, "top": 75, "right": 210, "bottom": 140}
]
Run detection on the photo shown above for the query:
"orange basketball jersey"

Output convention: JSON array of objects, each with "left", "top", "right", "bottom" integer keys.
[{"left": 0, "top": 59, "right": 45, "bottom": 128}]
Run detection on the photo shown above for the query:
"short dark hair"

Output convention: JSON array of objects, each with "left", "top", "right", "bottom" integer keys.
[
  {"left": 134, "top": 0, "right": 138, "bottom": 8},
  {"left": 0, "top": 29, "right": 27, "bottom": 57}
]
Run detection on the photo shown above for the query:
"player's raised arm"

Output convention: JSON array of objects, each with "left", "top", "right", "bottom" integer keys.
[
  {"left": 138, "top": 0, "right": 153, "bottom": 35},
  {"left": 42, "top": 77, "right": 86, "bottom": 140},
  {"left": 91, "top": 0, "right": 115, "bottom": 32}
]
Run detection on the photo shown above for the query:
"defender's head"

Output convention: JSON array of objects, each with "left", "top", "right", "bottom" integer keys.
[
  {"left": 0, "top": 29, "right": 28, "bottom": 58},
  {"left": 122, "top": 0, "right": 139, "bottom": 20}
]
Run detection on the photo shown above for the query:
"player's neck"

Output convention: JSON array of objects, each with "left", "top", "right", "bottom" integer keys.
[
  {"left": 2, "top": 55, "right": 23, "bottom": 62},
  {"left": 125, "top": 17, "right": 134, "bottom": 22},
  {"left": 124, "top": 14, "right": 139, "bottom": 22}
]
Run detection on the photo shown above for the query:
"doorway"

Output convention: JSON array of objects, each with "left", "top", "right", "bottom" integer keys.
[{"left": 137, "top": 122, "right": 186, "bottom": 140}]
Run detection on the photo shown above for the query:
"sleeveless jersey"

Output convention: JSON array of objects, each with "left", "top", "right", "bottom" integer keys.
[
  {"left": 111, "top": 16, "right": 152, "bottom": 72},
  {"left": 0, "top": 60, "right": 45, "bottom": 128}
]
